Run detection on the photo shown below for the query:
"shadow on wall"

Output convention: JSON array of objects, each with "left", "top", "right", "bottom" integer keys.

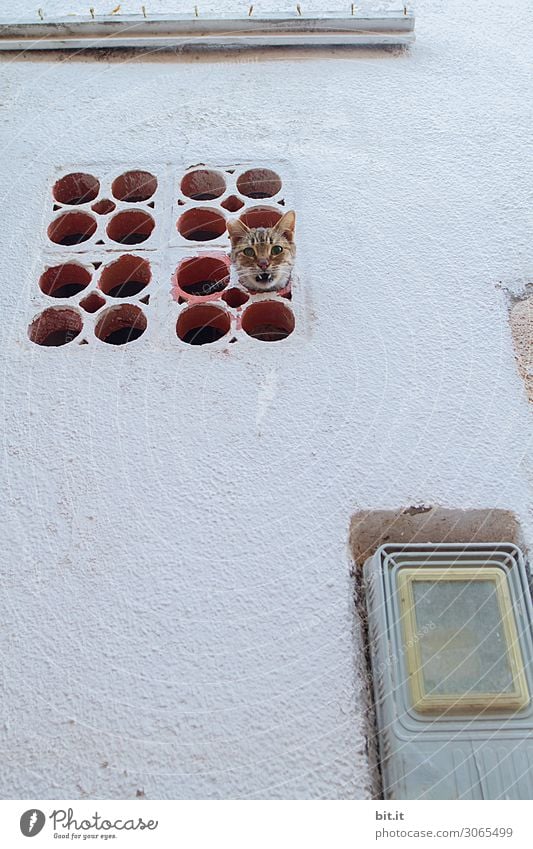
[
  {"left": 349, "top": 506, "right": 524, "bottom": 568},
  {"left": 7, "top": 44, "right": 405, "bottom": 67}
]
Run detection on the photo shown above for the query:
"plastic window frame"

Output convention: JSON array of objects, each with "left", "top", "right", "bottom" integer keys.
[{"left": 398, "top": 566, "right": 530, "bottom": 715}]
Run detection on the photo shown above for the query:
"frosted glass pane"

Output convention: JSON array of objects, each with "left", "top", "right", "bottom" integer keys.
[{"left": 412, "top": 580, "right": 514, "bottom": 696}]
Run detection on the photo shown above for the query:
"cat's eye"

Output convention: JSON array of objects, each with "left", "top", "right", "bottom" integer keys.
[
  {"left": 271, "top": 245, "right": 283, "bottom": 256},
  {"left": 243, "top": 247, "right": 255, "bottom": 257}
]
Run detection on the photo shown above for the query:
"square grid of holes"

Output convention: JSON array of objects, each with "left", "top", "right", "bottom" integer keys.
[{"left": 28, "top": 164, "right": 296, "bottom": 350}]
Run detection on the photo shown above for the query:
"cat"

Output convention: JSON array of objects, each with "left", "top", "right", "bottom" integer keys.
[{"left": 227, "top": 210, "right": 296, "bottom": 293}]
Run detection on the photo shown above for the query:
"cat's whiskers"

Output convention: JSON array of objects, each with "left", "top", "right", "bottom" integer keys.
[{"left": 227, "top": 211, "right": 296, "bottom": 294}]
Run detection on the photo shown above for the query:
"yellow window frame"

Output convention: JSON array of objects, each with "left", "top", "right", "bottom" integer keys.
[{"left": 398, "top": 567, "right": 529, "bottom": 714}]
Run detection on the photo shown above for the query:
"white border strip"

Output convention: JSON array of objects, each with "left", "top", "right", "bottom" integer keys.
[{"left": 1, "top": 799, "right": 528, "bottom": 847}]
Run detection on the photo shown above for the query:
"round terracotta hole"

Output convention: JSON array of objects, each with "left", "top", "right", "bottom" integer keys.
[
  {"left": 221, "top": 195, "right": 245, "bottom": 213},
  {"left": 28, "top": 307, "right": 82, "bottom": 347},
  {"left": 222, "top": 288, "right": 249, "bottom": 308},
  {"left": 95, "top": 304, "right": 147, "bottom": 346},
  {"left": 181, "top": 169, "right": 226, "bottom": 201},
  {"left": 236, "top": 169, "right": 282, "bottom": 199},
  {"left": 177, "top": 208, "right": 226, "bottom": 242},
  {"left": 176, "top": 255, "right": 229, "bottom": 298},
  {"left": 52, "top": 172, "right": 100, "bottom": 205},
  {"left": 176, "top": 304, "right": 230, "bottom": 346},
  {"left": 99, "top": 255, "right": 151, "bottom": 298},
  {"left": 48, "top": 211, "right": 97, "bottom": 246},
  {"left": 106, "top": 210, "right": 155, "bottom": 245},
  {"left": 39, "top": 263, "right": 91, "bottom": 298},
  {"left": 241, "top": 301, "right": 295, "bottom": 342},
  {"left": 92, "top": 198, "right": 116, "bottom": 215},
  {"left": 112, "top": 170, "right": 158, "bottom": 203},
  {"left": 238, "top": 206, "right": 282, "bottom": 229}
]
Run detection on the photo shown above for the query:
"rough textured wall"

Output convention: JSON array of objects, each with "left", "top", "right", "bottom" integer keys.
[
  {"left": 0, "top": 0, "right": 531, "bottom": 799},
  {"left": 510, "top": 297, "right": 533, "bottom": 403}
]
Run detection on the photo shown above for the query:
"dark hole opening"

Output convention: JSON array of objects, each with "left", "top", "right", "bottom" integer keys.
[
  {"left": 190, "top": 229, "right": 219, "bottom": 241},
  {"left": 181, "top": 279, "right": 227, "bottom": 296},
  {"left": 40, "top": 264, "right": 92, "bottom": 298},
  {"left": 28, "top": 307, "right": 82, "bottom": 347},
  {"left": 107, "top": 211, "right": 155, "bottom": 245},
  {"left": 106, "top": 280, "right": 147, "bottom": 298},
  {"left": 117, "top": 233, "right": 147, "bottom": 245},
  {"left": 95, "top": 304, "right": 147, "bottom": 345},
  {"left": 182, "top": 326, "right": 227, "bottom": 345},
  {"left": 58, "top": 233, "right": 88, "bottom": 246},
  {"left": 177, "top": 209, "right": 226, "bottom": 242},
  {"left": 52, "top": 282, "right": 86, "bottom": 298},
  {"left": 42, "top": 329, "right": 72, "bottom": 346},
  {"left": 241, "top": 301, "right": 295, "bottom": 342},
  {"left": 189, "top": 192, "right": 219, "bottom": 201},
  {"left": 103, "top": 326, "right": 145, "bottom": 346},
  {"left": 176, "top": 304, "right": 230, "bottom": 345}
]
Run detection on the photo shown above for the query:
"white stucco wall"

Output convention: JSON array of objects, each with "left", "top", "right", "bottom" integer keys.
[{"left": 1, "top": 0, "right": 531, "bottom": 799}]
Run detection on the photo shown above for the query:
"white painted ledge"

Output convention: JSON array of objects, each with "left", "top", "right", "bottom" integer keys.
[{"left": 0, "top": 11, "right": 415, "bottom": 51}]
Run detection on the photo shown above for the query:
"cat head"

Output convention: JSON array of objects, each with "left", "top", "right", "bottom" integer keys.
[{"left": 227, "top": 210, "right": 296, "bottom": 292}]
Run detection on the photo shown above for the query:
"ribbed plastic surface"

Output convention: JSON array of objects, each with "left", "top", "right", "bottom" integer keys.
[{"left": 364, "top": 543, "right": 533, "bottom": 800}]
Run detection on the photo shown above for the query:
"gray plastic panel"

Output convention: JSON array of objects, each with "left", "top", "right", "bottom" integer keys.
[{"left": 364, "top": 543, "right": 533, "bottom": 799}]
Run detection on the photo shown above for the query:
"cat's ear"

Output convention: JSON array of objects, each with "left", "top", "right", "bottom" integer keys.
[
  {"left": 274, "top": 210, "right": 296, "bottom": 241},
  {"left": 227, "top": 218, "right": 250, "bottom": 242}
]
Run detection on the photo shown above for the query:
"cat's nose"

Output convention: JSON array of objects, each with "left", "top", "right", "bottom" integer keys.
[{"left": 257, "top": 259, "right": 269, "bottom": 270}]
